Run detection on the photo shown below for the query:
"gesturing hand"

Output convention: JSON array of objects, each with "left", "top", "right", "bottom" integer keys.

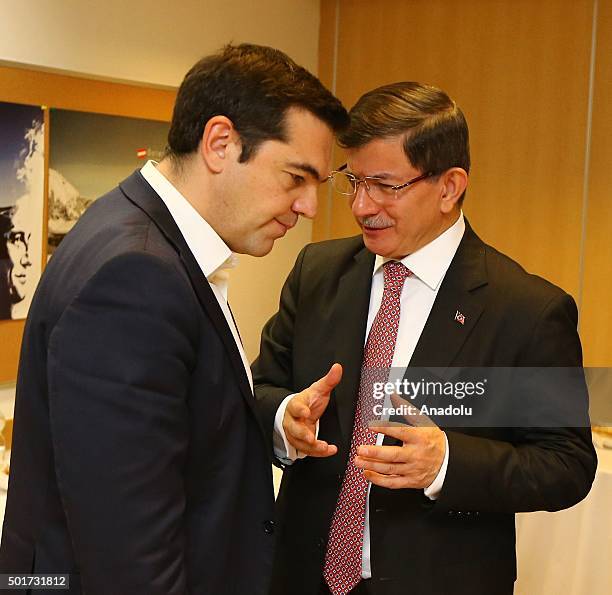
[
  {"left": 354, "top": 393, "right": 446, "bottom": 489},
  {"left": 283, "top": 363, "right": 342, "bottom": 457}
]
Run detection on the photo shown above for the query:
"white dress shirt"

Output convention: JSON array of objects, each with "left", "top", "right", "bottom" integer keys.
[
  {"left": 140, "top": 160, "right": 253, "bottom": 392},
  {"left": 274, "top": 212, "right": 465, "bottom": 577}
]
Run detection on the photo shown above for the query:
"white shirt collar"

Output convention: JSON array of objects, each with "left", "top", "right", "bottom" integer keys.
[
  {"left": 139, "top": 160, "right": 236, "bottom": 280},
  {"left": 373, "top": 212, "right": 466, "bottom": 290}
]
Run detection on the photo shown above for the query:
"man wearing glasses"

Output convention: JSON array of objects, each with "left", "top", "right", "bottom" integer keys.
[{"left": 253, "top": 82, "right": 596, "bottom": 595}]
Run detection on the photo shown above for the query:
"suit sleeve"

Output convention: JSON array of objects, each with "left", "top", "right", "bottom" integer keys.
[
  {"left": 252, "top": 246, "right": 308, "bottom": 457},
  {"left": 437, "top": 292, "right": 597, "bottom": 514},
  {"left": 47, "top": 252, "right": 199, "bottom": 595}
]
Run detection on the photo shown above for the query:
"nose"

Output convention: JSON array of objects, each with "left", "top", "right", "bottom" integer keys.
[
  {"left": 18, "top": 243, "right": 32, "bottom": 267},
  {"left": 21, "top": 253, "right": 32, "bottom": 268},
  {"left": 351, "top": 183, "right": 380, "bottom": 218},
  {"left": 292, "top": 186, "right": 318, "bottom": 220}
]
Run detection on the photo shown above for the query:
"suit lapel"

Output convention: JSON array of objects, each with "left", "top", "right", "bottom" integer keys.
[
  {"left": 409, "top": 222, "right": 488, "bottom": 368},
  {"left": 118, "top": 171, "right": 262, "bottom": 428},
  {"left": 328, "top": 224, "right": 488, "bottom": 445},
  {"left": 331, "top": 244, "right": 375, "bottom": 445}
]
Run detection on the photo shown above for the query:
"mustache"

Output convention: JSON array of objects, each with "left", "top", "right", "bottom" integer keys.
[{"left": 358, "top": 214, "right": 394, "bottom": 229}]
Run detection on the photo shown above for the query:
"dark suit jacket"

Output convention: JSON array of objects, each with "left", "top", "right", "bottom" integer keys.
[
  {"left": 0, "top": 171, "right": 275, "bottom": 595},
  {"left": 253, "top": 223, "right": 597, "bottom": 595}
]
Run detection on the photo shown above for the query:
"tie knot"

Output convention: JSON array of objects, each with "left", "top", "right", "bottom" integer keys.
[{"left": 383, "top": 261, "right": 411, "bottom": 292}]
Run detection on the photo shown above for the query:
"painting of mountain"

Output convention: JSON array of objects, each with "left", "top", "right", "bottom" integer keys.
[
  {"left": 48, "top": 109, "right": 169, "bottom": 253},
  {"left": 47, "top": 169, "right": 94, "bottom": 251}
]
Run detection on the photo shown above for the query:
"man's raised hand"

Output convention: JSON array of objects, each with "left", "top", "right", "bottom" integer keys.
[{"left": 283, "top": 363, "right": 342, "bottom": 457}]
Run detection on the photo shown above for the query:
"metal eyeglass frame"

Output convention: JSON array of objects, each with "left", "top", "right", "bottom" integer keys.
[{"left": 327, "top": 164, "right": 434, "bottom": 202}]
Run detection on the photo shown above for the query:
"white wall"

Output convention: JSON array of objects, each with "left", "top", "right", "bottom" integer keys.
[
  {"left": 0, "top": 0, "right": 322, "bottom": 362},
  {"left": 0, "top": 0, "right": 320, "bottom": 85}
]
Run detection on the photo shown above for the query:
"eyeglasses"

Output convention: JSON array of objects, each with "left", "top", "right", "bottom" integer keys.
[{"left": 327, "top": 165, "right": 434, "bottom": 203}]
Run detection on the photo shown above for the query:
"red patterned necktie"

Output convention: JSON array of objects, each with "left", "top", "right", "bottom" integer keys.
[{"left": 323, "top": 261, "right": 412, "bottom": 595}]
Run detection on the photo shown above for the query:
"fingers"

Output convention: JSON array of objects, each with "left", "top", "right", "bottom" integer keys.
[
  {"left": 297, "top": 440, "right": 338, "bottom": 458},
  {"left": 286, "top": 395, "right": 311, "bottom": 419},
  {"left": 363, "top": 470, "right": 410, "bottom": 489},
  {"left": 357, "top": 443, "right": 406, "bottom": 462},
  {"left": 284, "top": 413, "right": 338, "bottom": 458},
  {"left": 280, "top": 364, "right": 343, "bottom": 460},
  {"left": 390, "top": 393, "right": 436, "bottom": 427},
  {"left": 367, "top": 424, "right": 440, "bottom": 445},
  {"left": 285, "top": 415, "right": 317, "bottom": 445},
  {"left": 286, "top": 424, "right": 338, "bottom": 458},
  {"left": 309, "top": 363, "right": 343, "bottom": 396},
  {"left": 354, "top": 455, "right": 407, "bottom": 477},
  {"left": 287, "top": 363, "right": 342, "bottom": 423},
  {"left": 366, "top": 424, "right": 416, "bottom": 444},
  {"left": 355, "top": 449, "right": 435, "bottom": 489},
  {"left": 354, "top": 429, "right": 446, "bottom": 489}
]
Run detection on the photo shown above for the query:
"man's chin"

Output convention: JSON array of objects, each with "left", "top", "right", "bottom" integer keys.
[
  {"left": 244, "top": 238, "right": 275, "bottom": 258},
  {"left": 362, "top": 235, "right": 407, "bottom": 259},
  {"left": 362, "top": 231, "right": 388, "bottom": 253}
]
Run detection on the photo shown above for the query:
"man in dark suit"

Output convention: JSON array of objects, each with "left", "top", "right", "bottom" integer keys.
[
  {"left": 253, "top": 82, "right": 597, "bottom": 595},
  {"left": 0, "top": 44, "right": 348, "bottom": 594}
]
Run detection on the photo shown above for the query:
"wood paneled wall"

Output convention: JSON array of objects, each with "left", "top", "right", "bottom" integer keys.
[
  {"left": 0, "top": 65, "right": 175, "bottom": 383},
  {"left": 317, "top": 0, "right": 611, "bottom": 365},
  {"left": 580, "top": 0, "right": 612, "bottom": 366}
]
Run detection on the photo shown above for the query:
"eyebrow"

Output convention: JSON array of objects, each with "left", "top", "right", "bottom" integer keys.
[
  {"left": 339, "top": 163, "right": 392, "bottom": 180},
  {"left": 344, "top": 169, "right": 392, "bottom": 180},
  {"left": 286, "top": 161, "right": 324, "bottom": 182}
]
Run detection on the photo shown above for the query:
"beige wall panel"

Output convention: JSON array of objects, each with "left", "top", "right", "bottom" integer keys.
[
  {"left": 0, "top": 321, "right": 25, "bottom": 385},
  {"left": 0, "top": 65, "right": 175, "bottom": 121},
  {"left": 313, "top": 0, "right": 339, "bottom": 243},
  {"left": 580, "top": 0, "right": 612, "bottom": 366},
  {"left": 230, "top": 222, "right": 311, "bottom": 362},
  {"left": 320, "top": 0, "right": 593, "bottom": 298}
]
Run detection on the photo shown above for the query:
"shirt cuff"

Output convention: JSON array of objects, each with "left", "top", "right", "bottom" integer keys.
[
  {"left": 273, "top": 394, "right": 320, "bottom": 464},
  {"left": 423, "top": 432, "right": 449, "bottom": 500}
]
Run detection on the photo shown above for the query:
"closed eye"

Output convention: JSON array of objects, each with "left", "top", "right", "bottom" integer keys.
[
  {"left": 372, "top": 180, "right": 397, "bottom": 193},
  {"left": 287, "top": 172, "right": 306, "bottom": 186}
]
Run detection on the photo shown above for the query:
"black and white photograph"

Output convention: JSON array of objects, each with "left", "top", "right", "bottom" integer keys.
[{"left": 0, "top": 101, "right": 44, "bottom": 321}]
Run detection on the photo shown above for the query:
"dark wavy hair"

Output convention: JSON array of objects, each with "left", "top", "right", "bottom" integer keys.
[
  {"left": 0, "top": 207, "right": 15, "bottom": 317},
  {"left": 167, "top": 43, "right": 349, "bottom": 163},
  {"left": 0, "top": 207, "right": 14, "bottom": 260}
]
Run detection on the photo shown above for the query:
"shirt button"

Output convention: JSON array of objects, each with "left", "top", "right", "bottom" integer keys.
[
  {"left": 317, "top": 537, "right": 326, "bottom": 550},
  {"left": 263, "top": 520, "right": 275, "bottom": 534}
]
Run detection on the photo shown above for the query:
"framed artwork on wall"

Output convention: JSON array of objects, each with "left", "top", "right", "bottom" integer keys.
[
  {"left": 0, "top": 101, "right": 44, "bottom": 321},
  {"left": 0, "top": 62, "right": 175, "bottom": 383},
  {"left": 48, "top": 110, "right": 169, "bottom": 254}
]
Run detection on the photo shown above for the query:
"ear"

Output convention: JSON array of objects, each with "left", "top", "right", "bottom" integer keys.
[
  {"left": 439, "top": 167, "right": 468, "bottom": 213},
  {"left": 199, "top": 115, "right": 241, "bottom": 173}
]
